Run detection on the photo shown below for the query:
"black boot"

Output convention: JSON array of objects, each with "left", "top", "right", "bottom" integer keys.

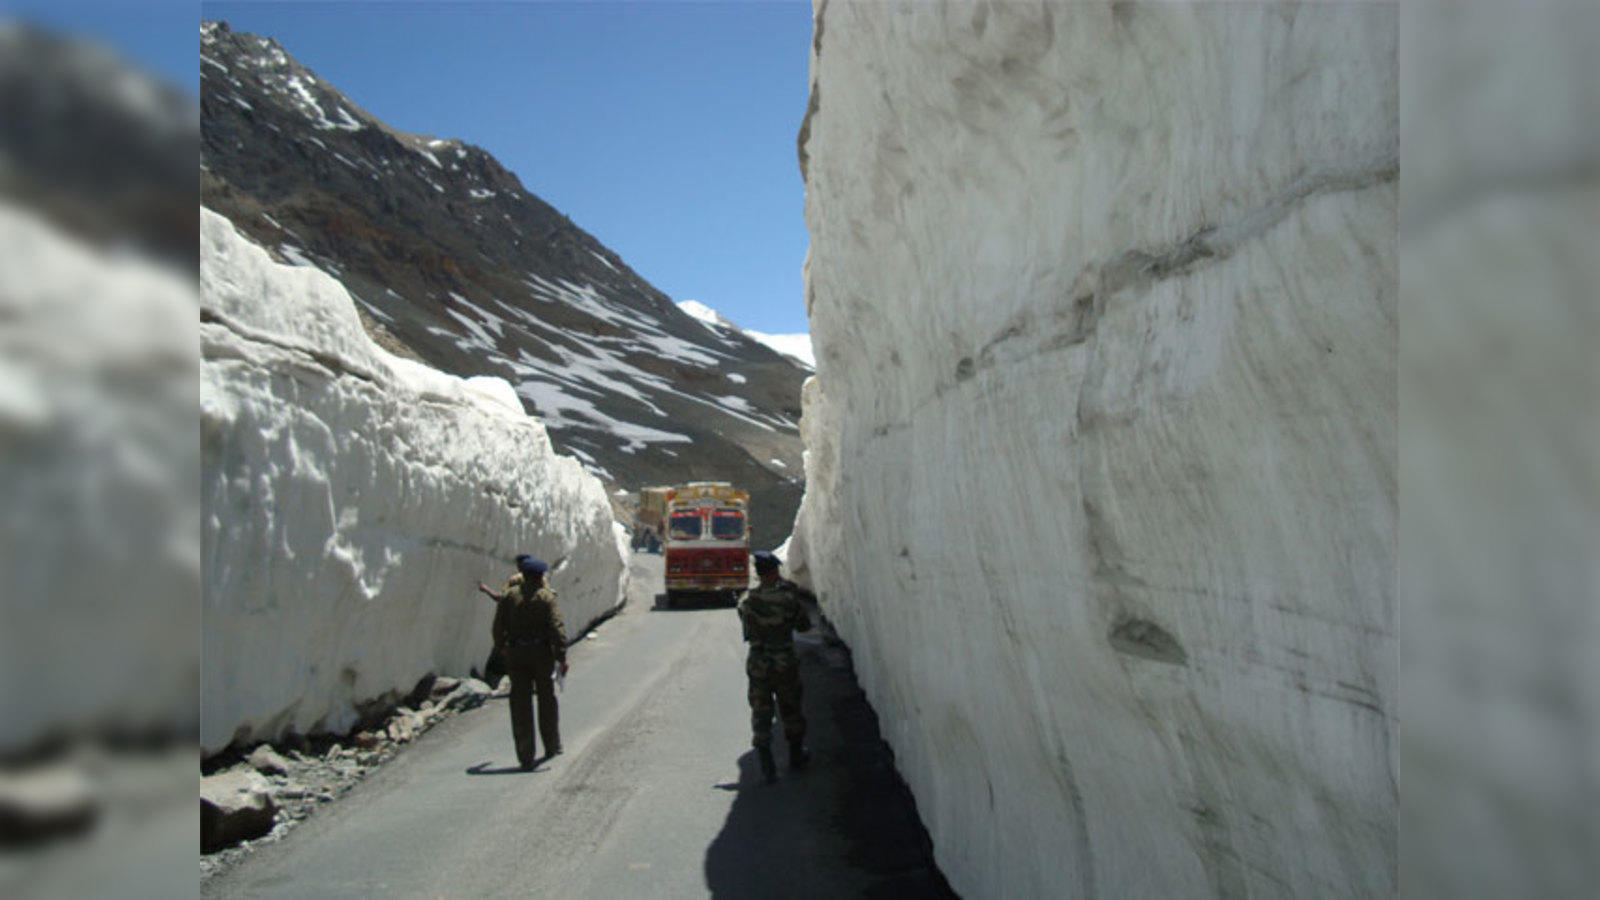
[
  {"left": 788, "top": 739, "right": 810, "bottom": 771},
  {"left": 756, "top": 745, "right": 777, "bottom": 784}
]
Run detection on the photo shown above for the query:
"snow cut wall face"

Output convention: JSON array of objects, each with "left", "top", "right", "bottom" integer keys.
[
  {"left": 201, "top": 208, "right": 626, "bottom": 755},
  {"left": 792, "top": 3, "right": 1395, "bottom": 897}
]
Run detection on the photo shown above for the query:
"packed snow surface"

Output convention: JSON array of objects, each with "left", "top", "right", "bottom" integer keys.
[
  {"left": 789, "top": 3, "right": 1396, "bottom": 897},
  {"left": 201, "top": 208, "right": 627, "bottom": 755}
]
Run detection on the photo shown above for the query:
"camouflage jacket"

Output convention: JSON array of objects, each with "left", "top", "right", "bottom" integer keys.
[
  {"left": 737, "top": 579, "right": 814, "bottom": 652},
  {"left": 492, "top": 576, "right": 566, "bottom": 663}
]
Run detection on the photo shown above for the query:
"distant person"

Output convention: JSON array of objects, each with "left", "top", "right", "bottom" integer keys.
[
  {"left": 477, "top": 555, "right": 568, "bottom": 769},
  {"left": 737, "top": 551, "right": 816, "bottom": 783}
]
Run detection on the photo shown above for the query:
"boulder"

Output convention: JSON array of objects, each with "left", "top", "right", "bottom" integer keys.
[
  {"left": 429, "top": 676, "right": 461, "bottom": 699},
  {"left": 0, "top": 766, "right": 99, "bottom": 845},
  {"left": 443, "top": 678, "right": 492, "bottom": 712},
  {"left": 386, "top": 716, "right": 414, "bottom": 743},
  {"left": 201, "top": 767, "right": 277, "bottom": 852},
  {"left": 246, "top": 744, "right": 292, "bottom": 776}
]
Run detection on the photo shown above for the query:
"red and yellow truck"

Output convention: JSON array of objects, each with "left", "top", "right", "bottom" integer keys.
[{"left": 663, "top": 482, "right": 750, "bottom": 607}]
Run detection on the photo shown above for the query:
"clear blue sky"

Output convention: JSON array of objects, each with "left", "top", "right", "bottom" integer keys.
[
  {"left": 3, "top": 0, "right": 201, "bottom": 91},
  {"left": 8, "top": 1, "right": 817, "bottom": 335}
]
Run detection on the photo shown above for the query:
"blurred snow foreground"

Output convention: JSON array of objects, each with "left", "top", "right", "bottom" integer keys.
[
  {"left": 200, "top": 208, "right": 628, "bottom": 756},
  {"left": 0, "top": 200, "right": 199, "bottom": 758},
  {"left": 788, "top": 3, "right": 1396, "bottom": 897}
]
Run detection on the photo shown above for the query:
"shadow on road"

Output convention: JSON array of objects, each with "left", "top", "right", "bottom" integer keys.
[
  {"left": 465, "top": 761, "right": 549, "bottom": 776},
  {"left": 702, "top": 624, "right": 957, "bottom": 899},
  {"left": 649, "top": 592, "right": 740, "bottom": 612}
]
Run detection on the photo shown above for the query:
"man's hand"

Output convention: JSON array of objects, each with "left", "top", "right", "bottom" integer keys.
[
  {"left": 558, "top": 660, "right": 570, "bottom": 677},
  {"left": 477, "top": 581, "right": 497, "bottom": 599}
]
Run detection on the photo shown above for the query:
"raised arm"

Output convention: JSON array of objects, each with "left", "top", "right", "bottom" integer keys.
[{"left": 491, "top": 597, "right": 508, "bottom": 649}]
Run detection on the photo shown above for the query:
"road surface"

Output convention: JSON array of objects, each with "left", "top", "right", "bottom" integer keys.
[{"left": 204, "top": 553, "right": 953, "bottom": 898}]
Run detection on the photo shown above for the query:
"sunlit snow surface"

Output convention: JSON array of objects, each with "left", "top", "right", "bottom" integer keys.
[
  {"left": 743, "top": 329, "right": 814, "bottom": 369},
  {"left": 679, "top": 299, "right": 815, "bottom": 368},
  {"left": 200, "top": 208, "right": 628, "bottom": 753},
  {"left": 790, "top": 3, "right": 1396, "bottom": 897}
]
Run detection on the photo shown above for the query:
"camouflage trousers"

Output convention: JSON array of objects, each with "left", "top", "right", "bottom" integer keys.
[{"left": 746, "top": 647, "right": 804, "bottom": 748}]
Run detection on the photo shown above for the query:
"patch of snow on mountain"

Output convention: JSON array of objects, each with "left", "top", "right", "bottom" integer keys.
[
  {"left": 636, "top": 332, "right": 724, "bottom": 367},
  {"left": 678, "top": 299, "right": 738, "bottom": 332},
  {"left": 524, "top": 272, "right": 667, "bottom": 338},
  {"left": 514, "top": 378, "right": 688, "bottom": 450},
  {"left": 744, "top": 330, "right": 815, "bottom": 368},
  {"left": 200, "top": 207, "right": 626, "bottom": 754},
  {"left": 676, "top": 300, "right": 812, "bottom": 367},
  {"left": 332, "top": 106, "right": 362, "bottom": 131},
  {"left": 447, "top": 291, "right": 506, "bottom": 338},
  {"left": 276, "top": 244, "right": 325, "bottom": 273},
  {"left": 282, "top": 74, "right": 330, "bottom": 126}
]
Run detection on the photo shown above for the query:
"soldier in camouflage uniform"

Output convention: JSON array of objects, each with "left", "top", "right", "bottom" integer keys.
[
  {"left": 478, "top": 555, "right": 568, "bottom": 770},
  {"left": 737, "top": 551, "right": 816, "bottom": 783}
]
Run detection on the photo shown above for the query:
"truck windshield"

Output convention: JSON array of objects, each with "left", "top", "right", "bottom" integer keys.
[
  {"left": 711, "top": 512, "right": 745, "bottom": 540},
  {"left": 668, "top": 514, "right": 702, "bottom": 540}
]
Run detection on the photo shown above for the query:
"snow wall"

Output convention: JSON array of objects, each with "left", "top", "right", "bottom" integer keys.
[
  {"left": 201, "top": 208, "right": 628, "bottom": 755},
  {"left": 789, "top": 3, "right": 1396, "bottom": 897}
]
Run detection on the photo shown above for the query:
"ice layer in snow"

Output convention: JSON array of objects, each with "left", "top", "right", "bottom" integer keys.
[
  {"left": 201, "top": 208, "right": 628, "bottom": 754},
  {"left": 788, "top": 3, "right": 1396, "bottom": 897}
]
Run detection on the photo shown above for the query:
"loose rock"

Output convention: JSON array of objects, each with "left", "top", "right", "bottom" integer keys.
[
  {"left": 443, "top": 678, "right": 492, "bottom": 711},
  {"left": 246, "top": 745, "right": 292, "bottom": 776},
  {"left": 201, "top": 767, "right": 277, "bottom": 853},
  {"left": 387, "top": 717, "right": 413, "bottom": 743},
  {"left": 0, "top": 766, "right": 99, "bottom": 845}
]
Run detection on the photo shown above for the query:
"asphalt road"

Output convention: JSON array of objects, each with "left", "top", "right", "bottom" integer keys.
[{"left": 204, "top": 553, "right": 954, "bottom": 899}]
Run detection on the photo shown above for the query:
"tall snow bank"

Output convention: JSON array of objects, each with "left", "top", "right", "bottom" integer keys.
[
  {"left": 792, "top": 3, "right": 1395, "bottom": 897},
  {"left": 201, "top": 208, "right": 626, "bottom": 755}
]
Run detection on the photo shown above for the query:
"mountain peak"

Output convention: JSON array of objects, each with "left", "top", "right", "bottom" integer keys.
[
  {"left": 678, "top": 301, "right": 814, "bottom": 370},
  {"left": 201, "top": 25, "right": 810, "bottom": 546},
  {"left": 678, "top": 300, "right": 738, "bottom": 331}
]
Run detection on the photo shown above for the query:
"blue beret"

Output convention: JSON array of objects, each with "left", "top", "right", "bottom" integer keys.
[
  {"left": 752, "top": 551, "right": 781, "bottom": 570},
  {"left": 517, "top": 556, "right": 548, "bottom": 575}
]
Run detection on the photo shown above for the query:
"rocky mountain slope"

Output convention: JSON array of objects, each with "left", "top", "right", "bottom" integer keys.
[
  {"left": 199, "top": 20, "right": 807, "bottom": 548},
  {"left": 679, "top": 299, "right": 816, "bottom": 368}
]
